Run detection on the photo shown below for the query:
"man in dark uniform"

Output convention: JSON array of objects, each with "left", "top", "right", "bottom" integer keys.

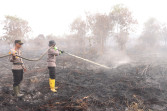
[{"left": 9, "top": 40, "right": 26, "bottom": 97}]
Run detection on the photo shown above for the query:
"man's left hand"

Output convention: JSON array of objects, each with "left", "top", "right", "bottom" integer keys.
[{"left": 61, "top": 50, "right": 64, "bottom": 53}]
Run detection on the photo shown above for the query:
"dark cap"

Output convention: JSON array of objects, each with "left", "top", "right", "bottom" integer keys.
[
  {"left": 15, "top": 40, "right": 23, "bottom": 45},
  {"left": 49, "top": 40, "right": 56, "bottom": 46}
]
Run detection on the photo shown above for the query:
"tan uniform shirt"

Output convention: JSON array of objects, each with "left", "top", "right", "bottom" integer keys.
[
  {"left": 9, "top": 48, "right": 25, "bottom": 70},
  {"left": 47, "top": 47, "right": 60, "bottom": 67}
]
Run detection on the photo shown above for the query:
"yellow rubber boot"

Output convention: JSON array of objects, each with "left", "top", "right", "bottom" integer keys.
[{"left": 49, "top": 79, "right": 57, "bottom": 93}]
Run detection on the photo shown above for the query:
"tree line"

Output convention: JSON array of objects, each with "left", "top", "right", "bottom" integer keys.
[{"left": 1, "top": 4, "right": 167, "bottom": 54}]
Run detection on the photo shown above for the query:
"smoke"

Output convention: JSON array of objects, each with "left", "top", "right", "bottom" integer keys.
[{"left": 94, "top": 49, "right": 131, "bottom": 68}]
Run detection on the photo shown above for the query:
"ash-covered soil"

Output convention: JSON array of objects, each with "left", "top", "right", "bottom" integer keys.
[{"left": 0, "top": 55, "right": 167, "bottom": 111}]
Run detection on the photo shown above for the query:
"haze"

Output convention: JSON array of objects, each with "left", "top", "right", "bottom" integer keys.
[{"left": 0, "top": 0, "right": 166, "bottom": 37}]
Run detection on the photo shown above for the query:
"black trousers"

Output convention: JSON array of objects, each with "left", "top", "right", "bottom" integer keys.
[
  {"left": 48, "top": 67, "right": 56, "bottom": 79},
  {"left": 12, "top": 70, "right": 24, "bottom": 87}
]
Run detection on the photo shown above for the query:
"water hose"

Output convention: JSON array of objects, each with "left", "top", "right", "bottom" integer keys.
[
  {"left": 0, "top": 48, "right": 111, "bottom": 69},
  {"left": 16, "top": 50, "right": 48, "bottom": 61},
  {"left": 0, "top": 47, "right": 52, "bottom": 61},
  {"left": 0, "top": 54, "right": 12, "bottom": 58}
]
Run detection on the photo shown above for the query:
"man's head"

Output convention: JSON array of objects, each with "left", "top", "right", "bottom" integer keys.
[
  {"left": 49, "top": 40, "right": 56, "bottom": 47},
  {"left": 14, "top": 40, "right": 23, "bottom": 49}
]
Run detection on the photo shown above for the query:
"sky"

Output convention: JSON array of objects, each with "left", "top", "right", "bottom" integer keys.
[{"left": 0, "top": 0, "right": 167, "bottom": 37}]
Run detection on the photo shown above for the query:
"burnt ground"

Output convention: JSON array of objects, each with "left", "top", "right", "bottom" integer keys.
[{"left": 0, "top": 54, "right": 167, "bottom": 111}]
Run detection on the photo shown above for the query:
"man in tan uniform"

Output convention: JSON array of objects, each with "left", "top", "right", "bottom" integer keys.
[
  {"left": 47, "top": 40, "right": 64, "bottom": 92},
  {"left": 9, "top": 40, "right": 26, "bottom": 97}
]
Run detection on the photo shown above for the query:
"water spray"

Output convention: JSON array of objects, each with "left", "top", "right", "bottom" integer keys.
[{"left": 64, "top": 52, "right": 111, "bottom": 69}]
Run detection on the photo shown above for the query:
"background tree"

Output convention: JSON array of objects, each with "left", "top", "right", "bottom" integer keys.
[
  {"left": 161, "top": 24, "right": 167, "bottom": 47},
  {"left": 139, "top": 18, "right": 161, "bottom": 48},
  {"left": 86, "top": 13, "right": 110, "bottom": 53},
  {"left": 70, "top": 17, "right": 87, "bottom": 52},
  {"left": 33, "top": 34, "right": 45, "bottom": 46},
  {"left": 2, "top": 15, "right": 31, "bottom": 44},
  {"left": 110, "top": 4, "right": 137, "bottom": 50}
]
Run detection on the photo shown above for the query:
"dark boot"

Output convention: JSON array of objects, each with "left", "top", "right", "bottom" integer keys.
[
  {"left": 13, "top": 86, "right": 24, "bottom": 97},
  {"left": 18, "top": 85, "right": 24, "bottom": 95}
]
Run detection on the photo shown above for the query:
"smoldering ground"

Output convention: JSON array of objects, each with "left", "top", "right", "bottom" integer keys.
[{"left": 1, "top": 40, "right": 167, "bottom": 111}]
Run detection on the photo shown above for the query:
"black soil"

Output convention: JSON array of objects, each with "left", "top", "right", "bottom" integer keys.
[{"left": 0, "top": 57, "right": 167, "bottom": 111}]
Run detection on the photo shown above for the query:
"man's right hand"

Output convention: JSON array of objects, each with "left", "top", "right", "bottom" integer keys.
[
  {"left": 10, "top": 50, "right": 16, "bottom": 56},
  {"left": 12, "top": 53, "right": 16, "bottom": 56}
]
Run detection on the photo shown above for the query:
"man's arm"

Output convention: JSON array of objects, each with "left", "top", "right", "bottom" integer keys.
[
  {"left": 49, "top": 48, "right": 60, "bottom": 56},
  {"left": 9, "top": 49, "right": 16, "bottom": 62},
  {"left": 20, "top": 51, "right": 26, "bottom": 72}
]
